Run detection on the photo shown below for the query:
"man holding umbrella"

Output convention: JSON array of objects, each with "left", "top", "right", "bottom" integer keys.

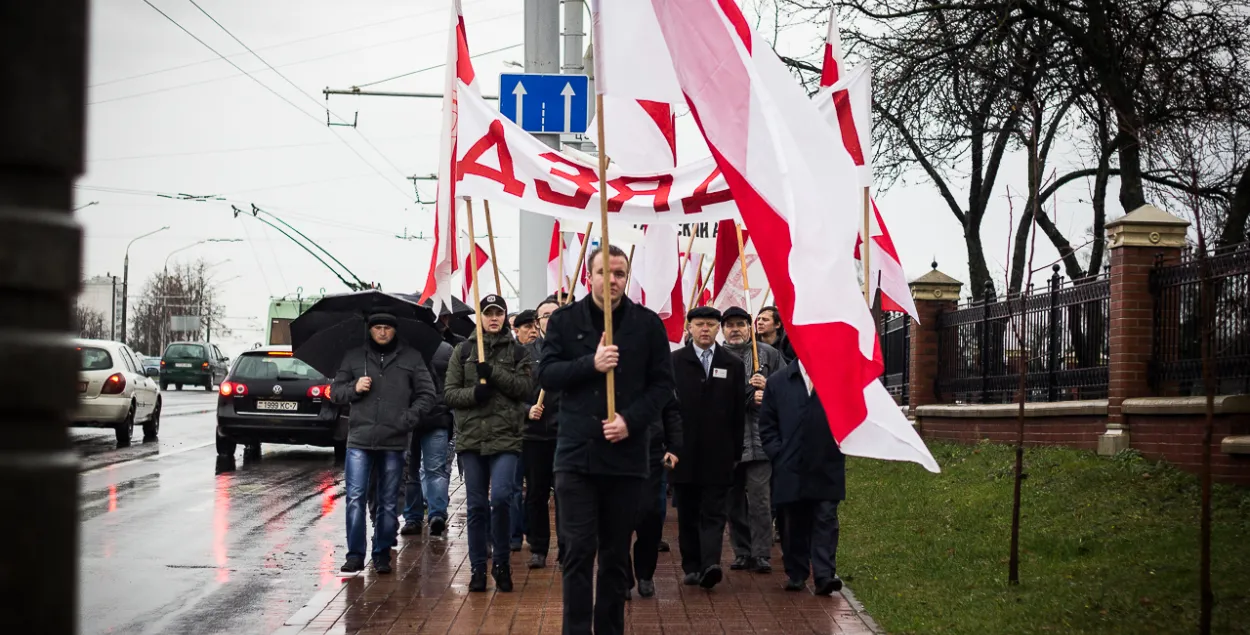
[{"left": 329, "top": 311, "right": 437, "bottom": 575}]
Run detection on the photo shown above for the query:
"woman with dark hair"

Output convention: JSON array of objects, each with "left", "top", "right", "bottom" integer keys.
[{"left": 754, "top": 306, "right": 795, "bottom": 363}]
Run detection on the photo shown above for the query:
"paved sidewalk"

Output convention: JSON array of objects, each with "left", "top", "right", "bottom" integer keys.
[{"left": 277, "top": 474, "right": 878, "bottom": 635}]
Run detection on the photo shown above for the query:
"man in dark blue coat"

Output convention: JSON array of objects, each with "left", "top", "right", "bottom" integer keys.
[{"left": 758, "top": 359, "right": 846, "bottom": 596}]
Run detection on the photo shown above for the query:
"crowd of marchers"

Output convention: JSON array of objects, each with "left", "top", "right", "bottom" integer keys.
[{"left": 329, "top": 245, "right": 847, "bottom": 635}]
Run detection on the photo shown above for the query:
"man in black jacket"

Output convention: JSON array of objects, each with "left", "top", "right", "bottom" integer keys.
[
  {"left": 400, "top": 339, "right": 454, "bottom": 537},
  {"left": 329, "top": 312, "right": 437, "bottom": 575},
  {"left": 670, "top": 306, "right": 746, "bottom": 590},
  {"left": 520, "top": 304, "right": 561, "bottom": 569},
  {"left": 539, "top": 244, "right": 674, "bottom": 635},
  {"left": 626, "top": 395, "right": 682, "bottom": 599}
]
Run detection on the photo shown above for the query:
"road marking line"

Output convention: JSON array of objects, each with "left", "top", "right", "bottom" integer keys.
[{"left": 275, "top": 579, "right": 346, "bottom": 633}]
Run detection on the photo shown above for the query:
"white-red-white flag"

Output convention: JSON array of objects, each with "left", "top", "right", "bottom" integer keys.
[
  {"left": 563, "top": 231, "right": 591, "bottom": 300},
  {"left": 420, "top": 0, "right": 478, "bottom": 315},
  {"left": 587, "top": 96, "right": 678, "bottom": 173},
  {"left": 460, "top": 241, "right": 491, "bottom": 302},
  {"left": 648, "top": 0, "right": 938, "bottom": 471},
  {"left": 589, "top": 0, "right": 684, "bottom": 103},
  {"left": 546, "top": 221, "right": 564, "bottom": 297}
]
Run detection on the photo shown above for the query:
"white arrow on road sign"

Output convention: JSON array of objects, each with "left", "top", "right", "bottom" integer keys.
[
  {"left": 512, "top": 81, "right": 527, "bottom": 129},
  {"left": 561, "top": 82, "right": 576, "bottom": 133}
]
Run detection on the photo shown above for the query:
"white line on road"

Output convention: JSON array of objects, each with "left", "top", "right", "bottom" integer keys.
[{"left": 273, "top": 579, "right": 347, "bottom": 634}]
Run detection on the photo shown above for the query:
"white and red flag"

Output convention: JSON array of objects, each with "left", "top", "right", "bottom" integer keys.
[
  {"left": 816, "top": 12, "right": 918, "bottom": 320},
  {"left": 420, "top": 0, "right": 478, "bottom": 315},
  {"left": 460, "top": 241, "right": 491, "bottom": 301},
  {"left": 546, "top": 221, "right": 565, "bottom": 297},
  {"left": 587, "top": 97, "right": 678, "bottom": 173},
  {"left": 647, "top": 0, "right": 938, "bottom": 471}
]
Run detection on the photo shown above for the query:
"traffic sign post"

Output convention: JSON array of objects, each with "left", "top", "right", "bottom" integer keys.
[{"left": 498, "top": 73, "right": 590, "bottom": 135}]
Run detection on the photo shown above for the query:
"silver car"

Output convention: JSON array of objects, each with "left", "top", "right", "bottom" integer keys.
[{"left": 74, "top": 338, "right": 162, "bottom": 447}]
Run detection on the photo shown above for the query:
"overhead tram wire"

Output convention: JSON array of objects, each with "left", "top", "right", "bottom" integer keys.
[
  {"left": 140, "top": 0, "right": 413, "bottom": 204},
  {"left": 353, "top": 42, "right": 523, "bottom": 89}
]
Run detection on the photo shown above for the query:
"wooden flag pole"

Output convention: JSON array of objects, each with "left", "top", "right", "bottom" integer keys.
[
  {"left": 562, "top": 275, "right": 575, "bottom": 305},
  {"left": 734, "top": 222, "right": 760, "bottom": 372},
  {"left": 572, "top": 221, "right": 594, "bottom": 301},
  {"left": 678, "top": 225, "right": 697, "bottom": 274},
  {"left": 623, "top": 244, "right": 637, "bottom": 294},
  {"left": 464, "top": 199, "right": 487, "bottom": 383},
  {"left": 483, "top": 200, "right": 503, "bottom": 295},
  {"left": 556, "top": 225, "right": 566, "bottom": 303},
  {"left": 862, "top": 187, "right": 872, "bottom": 304},
  {"left": 595, "top": 94, "right": 617, "bottom": 419},
  {"left": 693, "top": 255, "right": 715, "bottom": 308},
  {"left": 760, "top": 287, "right": 772, "bottom": 308}
]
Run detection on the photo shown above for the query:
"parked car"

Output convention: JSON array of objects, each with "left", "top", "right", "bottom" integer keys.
[
  {"left": 215, "top": 346, "right": 347, "bottom": 461},
  {"left": 74, "top": 338, "right": 162, "bottom": 447},
  {"left": 161, "top": 341, "right": 229, "bottom": 391}
]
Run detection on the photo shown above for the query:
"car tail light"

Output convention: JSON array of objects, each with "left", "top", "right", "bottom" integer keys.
[
  {"left": 307, "top": 384, "right": 331, "bottom": 399},
  {"left": 220, "top": 381, "right": 248, "bottom": 397},
  {"left": 202, "top": 361, "right": 210, "bottom": 369},
  {"left": 101, "top": 373, "right": 126, "bottom": 395},
  {"left": 160, "top": 360, "right": 166, "bottom": 367}
]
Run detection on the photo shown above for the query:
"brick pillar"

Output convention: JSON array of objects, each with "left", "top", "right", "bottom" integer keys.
[
  {"left": 907, "top": 263, "right": 963, "bottom": 417},
  {"left": 1101, "top": 205, "right": 1190, "bottom": 455}
]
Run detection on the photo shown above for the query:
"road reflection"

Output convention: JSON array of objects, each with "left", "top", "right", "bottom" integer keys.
[{"left": 213, "top": 472, "right": 231, "bottom": 583}]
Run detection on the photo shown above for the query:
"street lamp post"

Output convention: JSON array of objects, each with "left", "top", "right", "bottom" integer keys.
[
  {"left": 163, "top": 238, "right": 241, "bottom": 271},
  {"left": 121, "top": 226, "right": 170, "bottom": 345}
]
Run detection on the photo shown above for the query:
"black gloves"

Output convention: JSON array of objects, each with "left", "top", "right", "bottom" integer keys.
[
  {"left": 474, "top": 384, "right": 493, "bottom": 405},
  {"left": 476, "top": 362, "right": 494, "bottom": 381}
]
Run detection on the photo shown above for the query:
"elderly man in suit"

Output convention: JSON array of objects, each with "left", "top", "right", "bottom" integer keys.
[{"left": 670, "top": 306, "right": 746, "bottom": 590}]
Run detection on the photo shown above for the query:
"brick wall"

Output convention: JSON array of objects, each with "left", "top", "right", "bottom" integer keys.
[
  {"left": 1107, "top": 245, "right": 1176, "bottom": 428},
  {"left": 919, "top": 415, "right": 1106, "bottom": 451},
  {"left": 907, "top": 297, "right": 955, "bottom": 415},
  {"left": 1128, "top": 414, "right": 1250, "bottom": 486}
]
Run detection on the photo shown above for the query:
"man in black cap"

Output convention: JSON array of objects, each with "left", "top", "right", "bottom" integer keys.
[
  {"left": 670, "top": 305, "right": 746, "bottom": 590},
  {"left": 721, "top": 305, "right": 784, "bottom": 574},
  {"left": 539, "top": 244, "right": 674, "bottom": 635},
  {"left": 444, "top": 294, "right": 533, "bottom": 592},
  {"left": 330, "top": 311, "right": 437, "bottom": 575}
]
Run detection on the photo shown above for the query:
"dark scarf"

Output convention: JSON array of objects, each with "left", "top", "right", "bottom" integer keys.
[{"left": 368, "top": 335, "right": 399, "bottom": 355}]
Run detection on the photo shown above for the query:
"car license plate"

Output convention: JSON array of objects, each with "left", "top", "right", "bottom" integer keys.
[
  {"left": 77, "top": 382, "right": 88, "bottom": 393},
  {"left": 175, "top": 363, "right": 192, "bottom": 368},
  {"left": 255, "top": 400, "right": 298, "bottom": 411}
]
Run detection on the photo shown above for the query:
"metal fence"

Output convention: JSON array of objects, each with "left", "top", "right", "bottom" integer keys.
[
  {"left": 1151, "top": 244, "right": 1250, "bottom": 396},
  {"left": 936, "top": 267, "right": 1110, "bottom": 404},
  {"left": 880, "top": 311, "right": 909, "bottom": 405}
]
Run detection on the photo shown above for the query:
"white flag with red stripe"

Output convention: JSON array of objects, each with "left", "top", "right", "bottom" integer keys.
[
  {"left": 420, "top": 0, "right": 478, "bottom": 315},
  {"left": 460, "top": 241, "right": 491, "bottom": 301},
  {"left": 647, "top": 0, "right": 937, "bottom": 471},
  {"left": 547, "top": 221, "right": 565, "bottom": 297},
  {"left": 587, "top": 96, "right": 678, "bottom": 173}
]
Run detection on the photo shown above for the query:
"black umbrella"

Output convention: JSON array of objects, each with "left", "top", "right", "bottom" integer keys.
[
  {"left": 290, "top": 290, "right": 442, "bottom": 378},
  {"left": 399, "top": 293, "right": 477, "bottom": 340}
]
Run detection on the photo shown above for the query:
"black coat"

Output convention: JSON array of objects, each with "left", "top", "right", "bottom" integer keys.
[
  {"left": 758, "top": 361, "right": 846, "bottom": 505},
  {"left": 329, "top": 340, "right": 437, "bottom": 451},
  {"left": 411, "top": 340, "right": 454, "bottom": 436},
  {"left": 650, "top": 394, "right": 684, "bottom": 471},
  {"left": 669, "top": 344, "right": 746, "bottom": 486},
  {"left": 523, "top": 338, "right": 559, "bottom": 441},
  {"left": 538, "top": 295, "right": 675, "bottom": 479}
]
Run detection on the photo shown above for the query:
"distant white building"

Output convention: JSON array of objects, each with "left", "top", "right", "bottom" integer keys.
[{"left": 80, "top": 275, "right": 122, "bottom": 340}]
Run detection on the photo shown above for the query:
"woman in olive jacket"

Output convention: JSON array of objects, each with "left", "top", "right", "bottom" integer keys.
[{"left": 444, "top": 294, "right": 534, "bottom": 592}]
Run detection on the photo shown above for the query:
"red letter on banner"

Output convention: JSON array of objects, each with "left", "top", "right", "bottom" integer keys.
[
  {"left": 680, "top": 167, "right": 734, "bottom": 215},
  {"left": 535, "top": 152, "right": 598, "bottom": 209},
  {"left": 606, "top": 175, "right": 674, "bottom": 212},
  {"left": 457, "top": 120, "right": 526, "bottom": 196}
]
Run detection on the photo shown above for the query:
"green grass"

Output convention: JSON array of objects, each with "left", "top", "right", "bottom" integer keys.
[{"left": 838, "top": 441, "right": 1250, "bottom": 634}]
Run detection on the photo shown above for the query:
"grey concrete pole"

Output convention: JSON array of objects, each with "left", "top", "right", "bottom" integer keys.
[
  {"left": 518, "top": 0, "right": 562, "bottom": 310},
  {"left": 0, "top": 2, "right": 86, "bottom": 633}
]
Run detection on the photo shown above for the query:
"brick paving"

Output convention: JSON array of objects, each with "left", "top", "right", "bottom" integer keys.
[{"left": 281, "top": 473, "right": 878, "bottom": 635}]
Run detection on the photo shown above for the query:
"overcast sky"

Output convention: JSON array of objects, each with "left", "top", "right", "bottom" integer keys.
[{"left": 78, "top": 0, "right": 1111, "bottom": 357}]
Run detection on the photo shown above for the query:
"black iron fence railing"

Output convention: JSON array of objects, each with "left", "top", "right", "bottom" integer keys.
[
  {"left": 880, "top": 311, "right": 909, "bottom": 405},
  {"left": 1150, "top": 244, "right": 1250, "bottom": 396},
  {"left": 936, "top": 267, "right": 1110, "bottom": 404}
]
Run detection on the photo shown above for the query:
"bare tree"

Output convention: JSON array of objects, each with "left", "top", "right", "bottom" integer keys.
[
  {"left": 128, "top": 259, "right": 227, "bottom": 356},
  {"left": 74, "top": 304, "right": 108, "bottom": 340}
]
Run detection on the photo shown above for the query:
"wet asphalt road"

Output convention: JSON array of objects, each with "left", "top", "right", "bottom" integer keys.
[{"left": 78, "top": 389, "right": 347, "bottom": 635}]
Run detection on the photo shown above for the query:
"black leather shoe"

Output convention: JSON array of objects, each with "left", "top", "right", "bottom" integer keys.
[
  {"left": 752, "top": 557, "right": 772, "bottom": 573},
  {"left": 699, "top": 565, "right": 723, "bottom": 589},
  {"left": 730, "top": 555, "right": 750, "bottom": 570},
  {"left": 340, "top": 556, "right": 364, "bottom": 573},
  {"left": 493, "top": 564, "right": 514, "bottom": 592},
  {"left": 429, "top": 516, "right": 447, "bottom": 536},
  {"left": 638, "top": 579, "right": 656, "bottom": 598},
  {"left": 813, "top": 575, "right": 843, "bottom": 596},
  {"left": 784, "top": 578, "right": 805, "bottom": 592},
  {"left": 374, "top": 559, "right": 392, "bottom": 575},
  {"left": 657, "top": 540, "right": 671, "bottom": 553},
  {"left": 469, "top": 570, "right": 487, "bottom": 592},
  {"left": 682, "top": 572, "right": 701, "bottom": 585},
  {"left": 400, "top": 522, "right": 422, "bottom": 536},
  {"left": 528, "top": 553, "right": 547, "bottom": 569},
  {"left": 510, "top": 541, "right": 523, "bottom": 552}
]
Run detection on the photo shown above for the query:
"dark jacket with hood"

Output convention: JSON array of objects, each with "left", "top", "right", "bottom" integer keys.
[
  {"left": 522, "top": 337, "right": 559, "bottom": 442},
  {"left": 758, "top": 361, "right": 846, "bottom": 505},
  {"left": 330, "top": 338, "right": 438, "bottom": 451},
  {"left": 538, "top": 295, "right": 674, "bottom": 479},
  {"left": 444, "top": 324, "right": 533, "bottom": 455}
]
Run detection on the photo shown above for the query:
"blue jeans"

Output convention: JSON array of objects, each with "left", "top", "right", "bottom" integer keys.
[
  {"left": 404, "top": 428, "right": 450, "bottom": 524},
  {"left": 459, "top": 451, "right": 518, "bottom": 571},
  {"left": 345, "top": 448, "right": 404, "bottom": 563},
  {"left": 510, "top": 453, "right": 526, "bottom": 544}
]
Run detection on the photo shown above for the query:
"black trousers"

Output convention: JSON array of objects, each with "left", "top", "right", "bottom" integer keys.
[
  {"left": 627, "top": 463, "right": 666, "bottom": 587},
  {"left": 673, "top": 483, "right": 730, "bottom": 575},
  {"left": 555, "top": 471, "right": 642, "bottom": 635},
  {"left": 779, "top": 500, "right": 840, "bottom": 582},
  {"left": 522, "top": 439, "right": 559, "bottom": 556}
]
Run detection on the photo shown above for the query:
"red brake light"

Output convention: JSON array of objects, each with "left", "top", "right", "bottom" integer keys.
[
  {"left": 160, "top": 360, "right": 166, "bottom": 366},
  {"left": 307, "top": 384, "right": 331, "bottom": 399},
  {"left": 101, "top": 373, "right": 126, "bottom": 394},
  {"left": 202, "top": 361, "right": 210, "bottom": 368},
  {"left": 267, "top": 351, "right": 293, "bottom": 357},
  {"left": 220, "top": 381, "right": 247, "bottom": 397}
]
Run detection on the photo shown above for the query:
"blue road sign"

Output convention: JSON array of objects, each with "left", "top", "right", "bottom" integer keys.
[{"left": 498, "top": 73, "right": 590, "bottom": 135}]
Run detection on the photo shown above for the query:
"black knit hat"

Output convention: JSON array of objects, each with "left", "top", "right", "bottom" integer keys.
[{"left": 367, "top": 312, "right": 398, "bottom": 328}]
